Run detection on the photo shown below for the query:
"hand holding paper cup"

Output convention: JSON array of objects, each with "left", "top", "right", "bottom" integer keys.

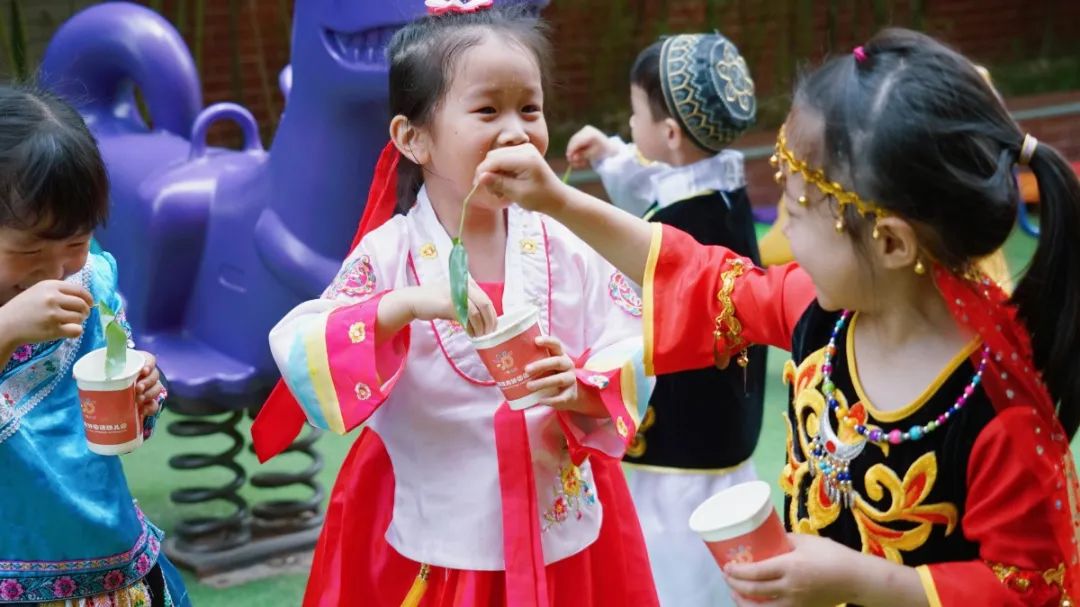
[
  {"left": 447, "top": 184, "right": 555, "bottom": 410},
  {"left": 689, "top": 481, "right": 793, "bottom": 569},
  {"left": 72, "top": 302, "right": 145, "bottom": 455},
  {"left": 471, "top": 305, "right": 557, "bottom": 410}
]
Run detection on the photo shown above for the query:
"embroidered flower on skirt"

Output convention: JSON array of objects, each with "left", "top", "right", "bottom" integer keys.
[{"left": 542, "top": 463, "right": 597, "bottom": 531}]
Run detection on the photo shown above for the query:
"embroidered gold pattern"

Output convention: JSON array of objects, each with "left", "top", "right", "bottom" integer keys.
[
  {"left": 616, "top": 416, "right": 629, "bottom": 438},
  {"left": 420, "top": 243, "right": 438, "bottom": 259},
  {"left": 520, "top": 238, "right": 538, "bottom": 255},
  {"left": 348, "top": 321, "right": 366, "bottom": 344},
  {"left": 852, "top": 452, "right": 959, "bottom": 562},
  {"left": 991, "top": 562, "right": 1073, "bottom": 604},
  {"left": 780, "top": 347, "right": 958, "bottom": 563},
  {"left": 714, "top": 258, "right": 750, "bottom": 369},
  {"left": 627, "top": 406, "right": 656, "bottom": 458}
]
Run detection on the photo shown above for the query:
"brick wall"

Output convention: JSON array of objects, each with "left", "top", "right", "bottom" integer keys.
[
  {"left": 544, "top": 0, "right": 1080, "bottom": 140},
  {"left": 170, "top": 0, "right": 290, "bottom": 143},
  {"left": 5, "top": 1, "right": 1078, "bottom": 160}
]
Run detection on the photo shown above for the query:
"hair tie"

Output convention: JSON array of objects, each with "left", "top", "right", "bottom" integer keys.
[
  {"left": 425, "top": 0, "right": 494, "bottom": 15},
  {"left": 853, "top": 46, "right": 868, "bottom": 64},
  {"left": 1018, "top": 134, "right": 1038, "bottom": 167}
]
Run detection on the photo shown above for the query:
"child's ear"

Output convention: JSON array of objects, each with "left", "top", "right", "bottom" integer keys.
[
  {"left": 656, "top": 117, "right": 673, "bottom": 151},
  {"left": 663, "top": 117, "right": 682, "bottom": 152},
  {"left": 872, "top": 216, "right": 921, "bottom": 272},
  {"left": 389, "top": 115, "right": 430, "bottom": 165}
]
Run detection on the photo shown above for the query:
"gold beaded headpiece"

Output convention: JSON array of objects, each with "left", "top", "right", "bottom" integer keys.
[{"left": 771, "top": 125, "right": 888, "bottom": 232}]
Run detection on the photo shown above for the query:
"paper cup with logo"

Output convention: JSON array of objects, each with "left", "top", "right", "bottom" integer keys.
[
  {"left": 471, "top": 305, "right": 558, "bottom": 410},
  {"left": 72, "top": 347, "right": 146, "bottom": 456},
  {"left": 689, "top": 480, "right": 793, "bottom": 569}
]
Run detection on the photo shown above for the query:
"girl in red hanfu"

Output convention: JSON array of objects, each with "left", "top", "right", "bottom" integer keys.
[
  {"left": 475, "top": 27, "right": 1080, "bottom": 607},
  {"left": 251, "top": 3, "right": 659, "bottom": 607}
]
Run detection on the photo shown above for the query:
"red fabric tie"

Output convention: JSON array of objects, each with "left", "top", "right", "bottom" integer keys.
[{"left": 252, "top": 141, "right": 401, "bottom": 463}]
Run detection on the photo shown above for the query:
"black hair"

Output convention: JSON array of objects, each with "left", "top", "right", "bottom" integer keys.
[
  {"left": 793, "top": 28, "right": 1080, "bottom": 437},
  {"left": 0, "top": 84, "right": 108, "bottom": 239},
  {"left": 387, "top": 4, "right": 552, "bottom": 209},
  {"left": 630, "top": 41, "right": 670, "bottom": 122}
]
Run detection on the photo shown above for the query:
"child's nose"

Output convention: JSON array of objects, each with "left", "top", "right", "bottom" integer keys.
[{"left": 496, "top": 122, "right": 529, "bottom": 147}]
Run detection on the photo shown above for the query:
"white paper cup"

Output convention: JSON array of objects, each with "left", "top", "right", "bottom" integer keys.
[
  {"left": 689, "top": 481, "right": 793, "bottom": 568},
  {"left": 72, "top": 347, "right": 146, "bottom": 455},
  {"left": 470, "top": 306, "right": 558, "bottom": 410}
]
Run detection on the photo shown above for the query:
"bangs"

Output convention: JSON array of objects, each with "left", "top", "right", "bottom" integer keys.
[{"left": 1, "top": 124, "right": 109, "bottom": 239}]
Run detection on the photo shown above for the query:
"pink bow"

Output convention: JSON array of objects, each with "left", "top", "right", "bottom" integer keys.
[{"left": 425, "top": 0, "right": 495, "bottom": 15}]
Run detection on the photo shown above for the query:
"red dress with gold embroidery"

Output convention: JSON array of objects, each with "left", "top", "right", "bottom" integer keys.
[{"left": 642, "top": 224, "right": 1080, "bottom": 606}]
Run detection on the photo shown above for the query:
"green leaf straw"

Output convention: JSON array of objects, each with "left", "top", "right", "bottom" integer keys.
[
  {"left": 449, "top": 182, "right": 481, "bottom": 331},
  {"left": 96, "top": 301, "right": 128, "bottom": 379}
]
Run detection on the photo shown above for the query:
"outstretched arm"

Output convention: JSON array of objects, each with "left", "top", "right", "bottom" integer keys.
[{"left": 478, "top": 144, "right": 655, "bottom": 284}]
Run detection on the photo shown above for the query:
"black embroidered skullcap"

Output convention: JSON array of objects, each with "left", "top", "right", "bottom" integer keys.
[{"left": 660, "top": 33, "right": 756, "bottom": 152}]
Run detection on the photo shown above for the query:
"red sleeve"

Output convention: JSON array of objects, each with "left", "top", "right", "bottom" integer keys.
[
  {"left": 920, "top": 407, "right": 1071, "bottom": 607},
  {"left": 643, "top": 223, "right": 815, "bottom": 376}
]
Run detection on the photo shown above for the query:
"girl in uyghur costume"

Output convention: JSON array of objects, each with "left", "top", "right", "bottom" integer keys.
[{"left": 474, "top": 27, "right": 1080, "bottom": 607}]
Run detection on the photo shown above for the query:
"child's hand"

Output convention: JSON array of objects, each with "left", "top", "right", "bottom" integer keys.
[
  {"left": 0, "top": 280, "right": 93, "bottom": 348},
  {"left": 723, "top": 534, "right": 863, "bottom": 607},
  {"left": 476, "top": 144, "right": 566, "bottom": 214},
  {"left": 407, "top": 281, "right": 498, "bottom": 337},
  {"left": 566, "top": 126, "right": 616, "bottom": 169},
  {"left": 524, "top": 336, "right": 581, "bottom": 410},
  {"left": 135, "top": 352, "right": 165, "bottom": 418}
]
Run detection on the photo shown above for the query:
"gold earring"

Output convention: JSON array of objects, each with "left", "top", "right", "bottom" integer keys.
[
  {"left": 835, "top": 217, "right": 845, "bottom": 233},
  {"left": 914, "top": 259, "right": 927, "bottom": 275},
  {"left": 797, "top": 195, "right": 809, "bottom": 207},
  {"left": 871, "top": 224, "right": 881, "bottom": 240},
  {"left": 769, "top": 154, "right": 779, "bottom": 168},
  {"left": 774, "top": 171, "right": 784, "bottom": 184}
]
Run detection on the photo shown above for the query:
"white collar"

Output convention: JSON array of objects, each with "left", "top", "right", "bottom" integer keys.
[{"left": 651, "top": 149, "right": 746, "bottom": 209}]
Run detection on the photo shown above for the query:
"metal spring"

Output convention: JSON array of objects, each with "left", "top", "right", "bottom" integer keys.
[
  {"left": 248, "top": 425, "right": 325, "bottom": 536},
  {"left": 167, "top": 409, "right": 251, "bottom": 552}
]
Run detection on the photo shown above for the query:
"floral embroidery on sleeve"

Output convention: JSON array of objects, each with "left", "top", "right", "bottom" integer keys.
[
  {"left": 324, "top": 255, "right": 377, "bottom": 300},
  {"left": 608, "top": 271, "right": 642, "bottom": 317}
]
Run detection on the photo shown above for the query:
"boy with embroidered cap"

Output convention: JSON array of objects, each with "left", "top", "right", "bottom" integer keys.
[{"left": 567, "top": 32, "right": 765, "bottom": 607}]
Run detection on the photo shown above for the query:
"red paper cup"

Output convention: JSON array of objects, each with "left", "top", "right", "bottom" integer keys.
[
  {"left": 72, "top": 347, "right": 146, "bottom": 456},
  {"left": 471, "top": 306, "right": 557, "bottom": 410},
  {"left": 689, "top": 481, "right": 793, "bottom": 568}
]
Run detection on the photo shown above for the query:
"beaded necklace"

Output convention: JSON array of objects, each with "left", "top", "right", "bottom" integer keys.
[{"left": 809, "top": 310, "right": 991, "bottom": 508}]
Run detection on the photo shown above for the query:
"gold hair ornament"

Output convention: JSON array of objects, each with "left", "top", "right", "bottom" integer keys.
[{"left": 771, "top": 126, "right": 889, "bottom": 229}]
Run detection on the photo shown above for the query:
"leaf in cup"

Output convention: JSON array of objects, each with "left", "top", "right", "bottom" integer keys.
[
  {"left": 449, "top": 238, "right": 470, "bottom": 329},
  {"left": 96, "top": 301, "right": 128, "bottom": 379}
]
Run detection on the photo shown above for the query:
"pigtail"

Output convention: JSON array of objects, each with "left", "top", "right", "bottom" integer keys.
[{"left": 1012, "top": 142, "right": 1080, "bottom": 438}]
